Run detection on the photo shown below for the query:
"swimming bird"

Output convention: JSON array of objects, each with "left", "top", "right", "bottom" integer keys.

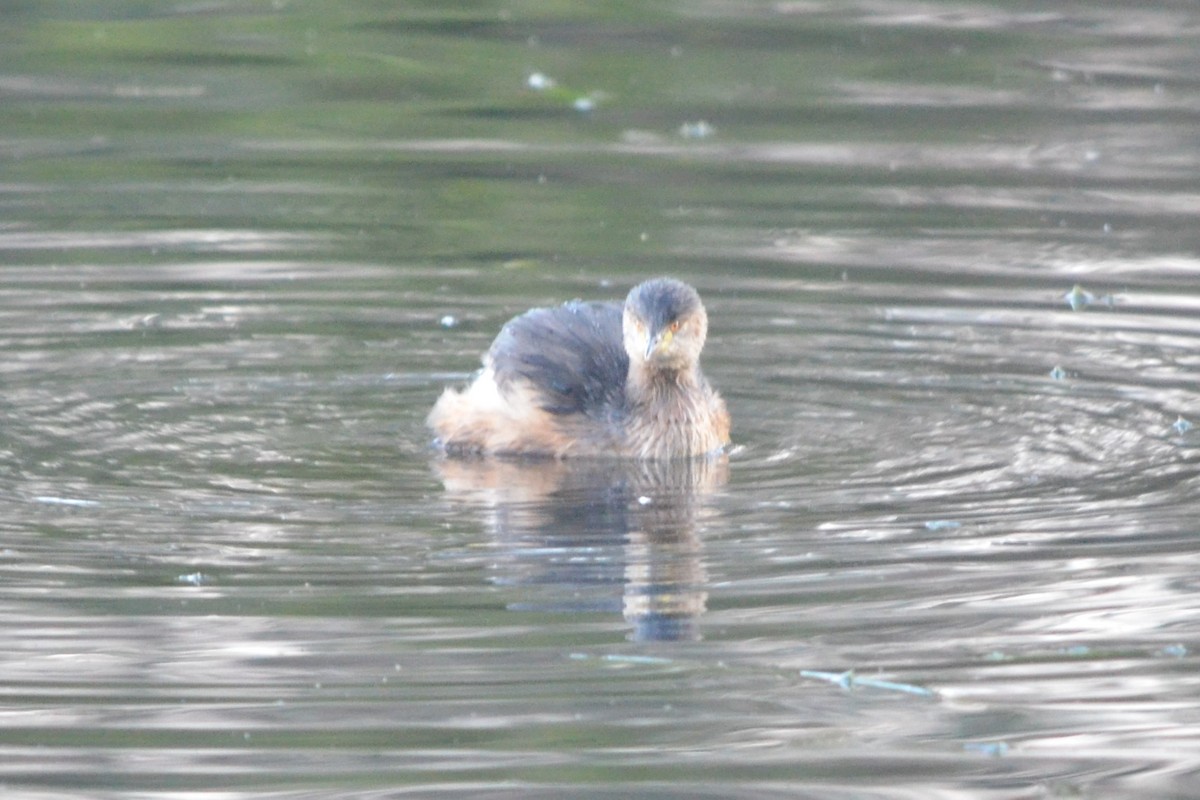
[{"left": 427, "top": 278, "right": 730, "bottom": 458}]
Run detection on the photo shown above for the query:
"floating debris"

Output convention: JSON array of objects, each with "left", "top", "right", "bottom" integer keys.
[
  {"left": 439, "top": 315, "right": 457, "bottom": 329},
  {"left": 1173, "top": 416, "right": 1192, "bottom": 435},
  {"left": 986, "top": 643, "right": 1182, "bottom": 664},
  {"left": 964, "top": 741, "right": 1010, "bottom": 757},
  {"left": 923, "top": 520, "right": 961, "bottom": 531},
  {"left": 603, "top": 653, "right": 674, "bottom": 665},
  {"left": 678, "top": 120, "right": 715, "bottom": 139},
  {"left": 527, "top": 72, "right": 556, "bottom": 91},
  {"left": 1063, "top": 284, "right": 1095, "bottom": 310},
  {"left": 569, "top": 652, "right": 674, "bottom": 666},
  {"left": 526, "top": 71, "right": 604, "bottom": 114},
  {"left": 33, "top": 495, "right": 100, "bottom": 508},
  {"left": 1063, "top": 284, "right": 1117, "bottom": 310},
  {"left": 1049, "top": 365, "right": 1067, "bottom": 381},
  {"left": 800, "top": 669, "right": 936, "bottom": 698},
  {"left": 176, "top": 572, "right": 210, "bottom": 587}
]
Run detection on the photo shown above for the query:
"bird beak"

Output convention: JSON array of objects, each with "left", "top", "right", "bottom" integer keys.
[{"left": 645, "top": 326, "right": 673, "bottom": 359}]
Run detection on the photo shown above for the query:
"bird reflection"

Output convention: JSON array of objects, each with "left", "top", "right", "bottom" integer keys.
[{"left": 433, "top": 456, "right": 727, "bottom": 641}]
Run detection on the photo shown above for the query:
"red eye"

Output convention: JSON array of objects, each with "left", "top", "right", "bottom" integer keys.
[{"left": 669, "top": 320, "right": 681, "bottom": 333}]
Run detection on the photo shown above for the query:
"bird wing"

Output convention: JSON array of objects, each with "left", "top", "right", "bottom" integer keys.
[{"left": 487, "top": 300, "right": 629, "bottom": 417}]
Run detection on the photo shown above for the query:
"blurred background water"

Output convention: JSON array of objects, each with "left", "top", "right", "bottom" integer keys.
[{"left": 3, "top": 2, "right": 1200, "bottom": 797}]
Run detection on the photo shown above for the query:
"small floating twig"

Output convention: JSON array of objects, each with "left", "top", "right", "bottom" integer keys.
[
  {"left": 801, "top": 669, "right": 936, "bottom": 698},
  {"left": 568, "top": 652, "right": 675, "bottom": 666}
]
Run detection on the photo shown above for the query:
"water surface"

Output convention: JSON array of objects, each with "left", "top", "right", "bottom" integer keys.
[{"left": 4, "top": 2, "right": 1200, "bottom": 797}]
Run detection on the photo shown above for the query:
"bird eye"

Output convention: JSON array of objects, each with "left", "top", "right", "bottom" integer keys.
[{"left": 669, "top": 320, "right": 681, "bottom": 333}]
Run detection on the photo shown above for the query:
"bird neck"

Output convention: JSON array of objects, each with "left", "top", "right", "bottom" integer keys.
[{"left": 626, "top": 361, "right": 701, "bottom": 404}]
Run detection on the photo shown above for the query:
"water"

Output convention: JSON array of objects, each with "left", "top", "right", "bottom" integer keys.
[{"left": 4, "top": 2, "right": 1200, "bottom": 797}]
